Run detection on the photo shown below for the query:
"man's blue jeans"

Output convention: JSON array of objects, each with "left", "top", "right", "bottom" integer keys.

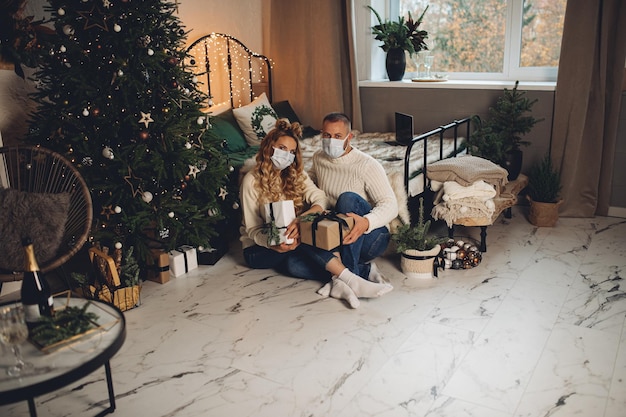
[{"left": 335, "top": 192, "right": 390, "bottom": 279}]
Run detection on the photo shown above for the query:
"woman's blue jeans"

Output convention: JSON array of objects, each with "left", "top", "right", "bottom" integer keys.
[
  {"left": 335, "top": 191, "right": 390, "bottom": 279},
  {"left": 243, "top": 244, "right": 336, "bottom": 282}
]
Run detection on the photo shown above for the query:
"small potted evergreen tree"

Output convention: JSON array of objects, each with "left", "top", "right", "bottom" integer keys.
[
  {"left": 392, "top": 197, "right": 444, "bottom": 279},
  {"left": 469, "top": 81, "right": 543, "bottom": 180},
  {"left": 526, "top": 154, "right": 563, "bottom": 227}
]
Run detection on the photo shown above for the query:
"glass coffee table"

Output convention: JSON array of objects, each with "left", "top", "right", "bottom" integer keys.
[{"left": 0, "top": 295, "right": 126, "bottom": 417}]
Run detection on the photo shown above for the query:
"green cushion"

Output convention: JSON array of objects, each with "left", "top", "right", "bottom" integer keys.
[
  {"left": 228, "top": 146, "right": 259, "bottom": 168},
  {"left": 211, "top": 112, "right": 248, "bottom": 153}
]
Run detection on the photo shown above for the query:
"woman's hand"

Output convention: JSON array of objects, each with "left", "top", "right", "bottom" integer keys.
[{"left": 271, "top": 239, "right": 300, "bottom": 253}]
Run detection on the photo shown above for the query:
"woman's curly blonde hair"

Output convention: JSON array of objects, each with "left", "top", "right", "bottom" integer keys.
[{"left": 253, "top": 119, "right": 307, "bottom": 214}]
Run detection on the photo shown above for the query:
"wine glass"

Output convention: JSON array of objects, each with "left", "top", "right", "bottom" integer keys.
[
  {"left": 424, "top": 55, "right": 434, "bottom": 79},
  {"left": 0, "top": 304, "right": 33, "bottom": 377}
]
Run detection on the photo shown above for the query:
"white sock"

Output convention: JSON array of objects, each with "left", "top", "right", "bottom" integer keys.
[
  {"left": 368, "top": 262, "right": 386, "bottom": 283},
  {"left": 317, "top": 282, "right": 332, "bottom": 297},
  {"left": 337, "top": 268, "right": 393, "bottom": 298},
  {"left": 330, "top": 278, "right": 360, "bottom": 308}
]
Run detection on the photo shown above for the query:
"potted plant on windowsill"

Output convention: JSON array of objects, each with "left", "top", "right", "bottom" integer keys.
[
  {"left": 469, "top": 81, "right": 543, "bottom": 180},
  {"left": 526, "top": 154, "right": 563, "bottom": 227},
  {"left": 392, "top": 197, "right": 445, "bottom": 279},
  {"left": 367, "top": 5, "right": 428, "bottom": 81}
]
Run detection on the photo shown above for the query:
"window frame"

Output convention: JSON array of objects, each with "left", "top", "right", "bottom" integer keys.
[{"left": 388, "top": 0, "right": 559, "bottom": 82}]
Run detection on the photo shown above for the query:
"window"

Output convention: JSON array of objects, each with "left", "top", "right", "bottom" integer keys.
[{"left": 395, "top": 0, "right": 566, "bottom": 81}]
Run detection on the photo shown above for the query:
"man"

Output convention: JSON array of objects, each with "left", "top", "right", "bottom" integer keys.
[{"left": 311, "top": 112, "right": 398, "bottom": 290}]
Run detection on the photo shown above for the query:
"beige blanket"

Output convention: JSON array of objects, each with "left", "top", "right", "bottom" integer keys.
[{"left": 426, "top": 155, "right": 508, "bottom": 193}]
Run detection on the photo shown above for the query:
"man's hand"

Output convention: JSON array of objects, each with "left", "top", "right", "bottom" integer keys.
[{"left": 342, "top": 212, "right": 368, "bottom": 245}]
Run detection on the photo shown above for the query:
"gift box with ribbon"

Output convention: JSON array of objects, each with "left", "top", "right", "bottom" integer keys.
[
  {"left": 264, "top": 200, "right": 296, "bottom": 246},
  {"left": 146, "top": 249, "right": 170, "bottom": 284},
  {"left": 168, "top": 245, "right": 198, "bottom": 277},
  {"left": 300, "top": 212, "right": 355, "bottom": 251}
]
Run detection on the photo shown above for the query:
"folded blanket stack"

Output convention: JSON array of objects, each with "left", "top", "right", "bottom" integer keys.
[{"left": 427, "top": 156, "right": 508, "bottom": 227}]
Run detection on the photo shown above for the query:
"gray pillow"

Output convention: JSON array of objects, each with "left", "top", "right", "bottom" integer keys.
[{"left": 0, "top": 188, "right": 71, "bottom": 272}]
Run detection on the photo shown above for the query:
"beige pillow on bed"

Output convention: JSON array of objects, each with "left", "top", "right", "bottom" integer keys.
[{"left": 232, "top": 93, "right": 278, "bottom": 146}]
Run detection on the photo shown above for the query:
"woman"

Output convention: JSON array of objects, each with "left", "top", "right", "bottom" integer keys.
[{"left": 239, "top": 119, "right": 392, "bottom": 308}]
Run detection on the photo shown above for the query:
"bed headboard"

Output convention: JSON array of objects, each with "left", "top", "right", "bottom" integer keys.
[{"left": 186, "top": 33, "right": 273, "bottom": 113}]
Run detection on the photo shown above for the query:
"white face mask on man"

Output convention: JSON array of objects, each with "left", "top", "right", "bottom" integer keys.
[
  {"left": 322, "top": 135, "right": 348, "bottom": 159},
  {"left": 270, "top": 147, "right": 295, "bottom": 170}
]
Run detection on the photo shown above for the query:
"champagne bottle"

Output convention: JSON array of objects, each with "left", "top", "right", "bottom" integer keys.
[{"left": 20, "top": 238, "right": 54, "bottom": 328}]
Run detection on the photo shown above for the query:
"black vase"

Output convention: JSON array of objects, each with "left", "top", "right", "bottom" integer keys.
[
  {"left": 502, "top": 149, "right": 523, "bottom": 181},
  {"left": 386, "top": 48, "right": 406, "bottom": 81}
]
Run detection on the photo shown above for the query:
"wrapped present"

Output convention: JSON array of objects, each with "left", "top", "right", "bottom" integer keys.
[
  {"left": 300, "top": 212, "right": 355, "bottom": 251},
  {"left": 168, "top": 245, "right": 198, "bottom": 277},
  {"left": 84, "top": 247, "right": 141, "bottom": 312},
  {"left": 264, "top": 200, "right": 295, "bottom": 246},
  {"left": 197, "top": 240, "right": 228, "bottom": 265},
  {"left": 145, "top": 249, "right": 170, "bottom": 284}
]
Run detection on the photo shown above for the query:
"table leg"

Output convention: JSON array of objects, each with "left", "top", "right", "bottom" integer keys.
[
  {"left": 104, "top": 361, "right": 116, "bottom": 412},
  {"left": 479, "top": 226, "right": 487, "bottom": 252},
  {"left": 27, "top": 397, "right": 37, "bottom": 417}
]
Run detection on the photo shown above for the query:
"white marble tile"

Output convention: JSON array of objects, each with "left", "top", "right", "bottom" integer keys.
[
  {"left": 514, "top": 324, "right": 620, "bottom": 417},
  {"left": 605, "top": 322, "right": 626, "bottom": 417},
  {"left": 441, "top": 279, "right": 570, "bottom": 414}
]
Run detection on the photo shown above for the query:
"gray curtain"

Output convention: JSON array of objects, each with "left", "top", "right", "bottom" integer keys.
[
  {"left": 551, "top": 0, "right": 626, "bottom": 217},
  {"left": 264, "top": 0, "right": 362, "bottom": 131}
]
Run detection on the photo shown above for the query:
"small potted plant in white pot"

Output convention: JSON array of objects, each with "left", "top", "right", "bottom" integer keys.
[{"left": 392, "top": 197, "right": 445, "bottom": 279}]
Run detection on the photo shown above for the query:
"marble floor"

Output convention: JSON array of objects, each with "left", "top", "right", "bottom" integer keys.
[{"left": 1, "top": 207, "right": 625, "bottom": 417}]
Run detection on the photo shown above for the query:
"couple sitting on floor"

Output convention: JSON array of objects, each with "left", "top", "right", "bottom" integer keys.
[{"left": 239, "top": 112, "right": 398, "bottom": 308}]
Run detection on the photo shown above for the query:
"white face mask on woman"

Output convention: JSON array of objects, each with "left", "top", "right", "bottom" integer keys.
[
  {"left": 322, "top": 135, "right": 348, "bottom": 159},
  {"left": 270, "top": 147, "right": 295, "bottom": 170}
]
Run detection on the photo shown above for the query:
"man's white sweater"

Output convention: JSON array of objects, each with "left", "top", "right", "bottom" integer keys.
[{"left": 311, "top": 147, "right": 398, "bottom": 232}]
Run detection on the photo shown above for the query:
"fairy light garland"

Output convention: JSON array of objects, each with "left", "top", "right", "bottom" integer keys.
[{"left": 185, "top": 33, "right": 272, "bottom": 110}]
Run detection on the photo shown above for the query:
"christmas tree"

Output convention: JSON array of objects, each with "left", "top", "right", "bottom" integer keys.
[{"left": 27, "top": 0, "right": 234, "bottom": 269}]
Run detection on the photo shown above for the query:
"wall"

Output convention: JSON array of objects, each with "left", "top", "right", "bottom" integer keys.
[
  {"left": 177, "top": 0, "right": 264, "bottom": 52},
  {"left": 359, "top": 86, "right": 555, "bottom": 173}
]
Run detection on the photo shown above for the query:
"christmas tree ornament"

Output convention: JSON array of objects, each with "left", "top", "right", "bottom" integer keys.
[
  {"left": 147, "top": 48, "right": 154, "bottom": 56},
  {"left": 232, "top": 202, "right": 240, "bottom": 210},
  {"left": 208, "top": 208, "right": 218, "bottom": 217},
  {"left": 58, "top": 8, "right": 65, "bottom": 15},
  {"left": 113, "top": 24, "right": 121, "bottom": 33},
  {"left": 83, "top": 109, "right": 90, "bottom": 116},
  {"left": 60, "top": 45, "right": 67, "bottom": 53},
  {"left": 102, "top": 146, "right": 114, "bottom": 159},
  {"left": 114, "top": 206, "right": 122, "bottom": 214},
  {"left": 139, "top": 131, "right": 149, "bottom": 140},
  {"left": 197, "top": 116, "right": 205, "bottom": 125},
  {"left": 141, "top": 191, "right": 153, "bottom": 203},
  {"left": 138, "top": 111, "right": 154, "bottom": 128},
  {"left": 168, "top": 212, "right": 175, "bottom": 218},
  {"left": 184, "top": 141, "right": 192, "bottom": 149},
  {"left": 62, "top": 25, "right": 74, "bottom": 36},
  {"left": 92, "top": 108, "right": 101, "bottom": 116},
  {"left": 188, "top": 165, "right": 200, "bottom": 178},
  {"left": 218, "top": 187, "right": 228, "bottom": 200}
]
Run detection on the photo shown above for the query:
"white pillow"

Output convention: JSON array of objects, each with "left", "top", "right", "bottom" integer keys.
[{"left": 232, "top": 93, "right": 278, "bottom": 146}]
